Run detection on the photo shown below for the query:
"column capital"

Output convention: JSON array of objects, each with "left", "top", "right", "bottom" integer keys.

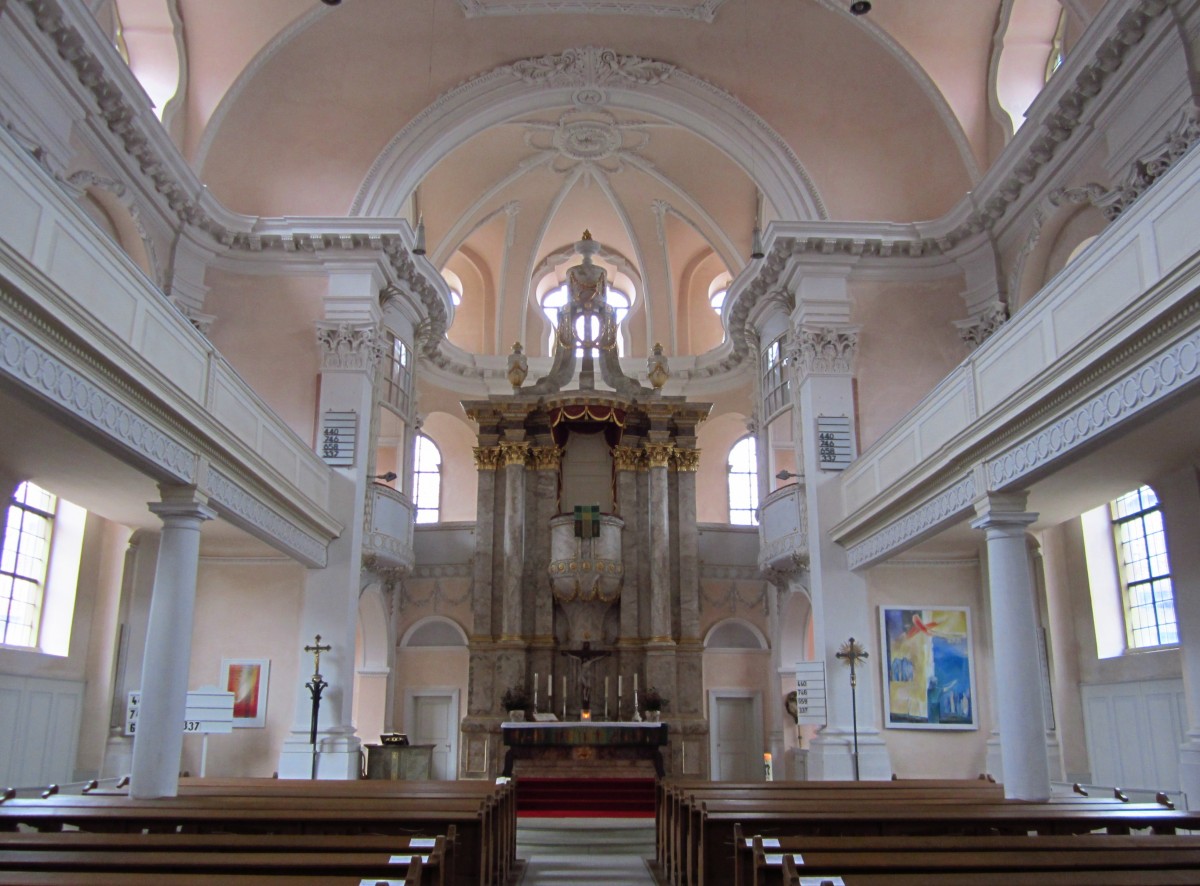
[
  {"left": 790, "top": 324, "right": 860, "bottom": 379},
  {"left": 612, "top": 445, "right": 644, "bottom": 472},
  {"left": 148, "top": 485, "right": 216, "bottom": 523},
  {"left": 529, "top": 445, "right": 563, "bottom": 471},
  {"left": 473, "top": 446, "right": 502, "bottom": 471},
  {"left": 315, "top": 320, "right": 384, "bottom": 373},
  {"left": 971, "top": 491, "right": 1037, "bottom": 531},
  {"left": 643, "top": 441, "right": 675, "bottom": 469},
  {"left": 499, "top": 441, "right": 531, "bottom": 467},
  {"left": 672, "top": 448, "right": 700, "bottom": 472}
]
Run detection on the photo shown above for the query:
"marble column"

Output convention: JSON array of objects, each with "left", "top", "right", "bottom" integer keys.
[
  {"left": 1153, "top": 465, "right": 1200, "bottom": 807},
  {"left": 531, "top": 445, "right": 561, "bottom": 676},
  {"left": 614, "top": 446, "right": 642, "bottom": 644},
  {"left": 129, "top": 485, "right": 214, "bottom": 798},
  {"left": 645, "top": 441, "right": 674, "bottom": 643},
  {"left": 471, "top": 446, "right": 499, "bottom": 645},
  {"left": 499, "top": 439, "right": 529, "bottom": 641},
  {"left": 971, "top": 492, "right": 1051, "bottom": 801},
  {"left": 674, "top": 447, "right": 701, "bottom": 643}
]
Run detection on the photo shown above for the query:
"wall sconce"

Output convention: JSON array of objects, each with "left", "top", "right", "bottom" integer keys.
[
  {"left": 372, "top": 472, "right": 398, "bottom": 483},
  {"left": 775, "top": 469, "right": 798, "bottom": 481}
]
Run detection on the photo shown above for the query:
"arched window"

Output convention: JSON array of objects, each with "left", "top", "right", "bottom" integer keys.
[
  {"left": 727, "top": 436, "right": 759, "bottom": 526},
  {"left": 1, "top": 482, "right": 56, "bottom": 647},
  {"left": 1111, "top": 486, "right": 1176, "bottom": 648},
  {"left": 412, "top": 434, "right": 442, "bottom": 524},
  {"left": 541, "top": 283, "right": 630, "bottom": 357}
]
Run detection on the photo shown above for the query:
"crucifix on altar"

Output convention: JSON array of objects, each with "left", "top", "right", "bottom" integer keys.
[{"left": 565, "top": 642, "right": 611, "bottom": 720}]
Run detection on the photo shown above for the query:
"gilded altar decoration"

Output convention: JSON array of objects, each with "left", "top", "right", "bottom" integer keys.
[{"left": 506, "top": 341, "right": 529, "bottom": 389}]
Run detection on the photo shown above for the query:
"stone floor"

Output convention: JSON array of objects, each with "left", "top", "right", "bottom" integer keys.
[{"left": 517, "top": 853, "right": 657, "bottom": 884}]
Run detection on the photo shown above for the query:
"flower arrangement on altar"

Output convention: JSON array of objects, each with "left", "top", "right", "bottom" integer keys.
[
  {"left": 502, "top": 685, "right": 530, "bottom": 721},
  {"left": 641, "top": 687, "right": 666, "bottom": 716}
]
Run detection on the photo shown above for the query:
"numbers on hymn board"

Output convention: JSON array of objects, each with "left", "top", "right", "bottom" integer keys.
[
  {"left": 184, "top": 720, "right": 201, "bottom": 733},
  {"left": 322, "top": 426, "right": 341, "bottom": 458}
]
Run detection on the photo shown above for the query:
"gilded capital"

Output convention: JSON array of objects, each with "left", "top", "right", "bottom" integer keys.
[
  {"left": 611, "top": 445, "right": 644, "bottom": 472},
  {"left": 472, "top": 446, "right": 502, "bottom": 471},
  {"left": 499, "top": 440, "right": 531, "bottom": 467},
  {"left": 643, "top": 441, "right": 675, "bottom": 469},
  {"left": 530, "top": 445, "right": 563, "bottom": 471},
  {"left": 672, "top": 448, "right": 700, "bottom": 472}
]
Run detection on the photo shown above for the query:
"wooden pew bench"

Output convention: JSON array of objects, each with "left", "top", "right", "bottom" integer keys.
[
  {"left": 0, "top": 794, "right": 489, "bottom": 886},
  {"left": 0, "top": 835, "right": 445, "bottom": 885},
  {"left": 742, "top": 831, "right": 1200, "bottom": 886},
  {"left": 692, "top": 800, "right": 1200, "bottom": 886}
]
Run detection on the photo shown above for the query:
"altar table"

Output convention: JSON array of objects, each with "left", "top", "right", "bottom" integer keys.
[{"left": 500, "top": 721, "right": 668, "bottom": 777}]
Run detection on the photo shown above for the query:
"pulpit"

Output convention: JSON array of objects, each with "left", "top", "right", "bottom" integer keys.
[{"left": 500, "top": 721, "right": 668, "bottom": 777}]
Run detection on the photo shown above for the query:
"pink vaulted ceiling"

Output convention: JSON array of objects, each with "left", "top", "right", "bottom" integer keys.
[{"left": 178, "top": 0, "right": 1023, "bottom": 361}]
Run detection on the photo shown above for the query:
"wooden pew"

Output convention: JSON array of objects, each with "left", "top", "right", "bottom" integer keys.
[
  {"left": 0, "top": 831, "right": 449, "bottom": 886},
  {"left": 743, "top": 831, "right": 1200, "bottom": 886},
  {"left": 0, "top": 835, "right": 444, "bottom": 885},
  {"left": 0, "top": 793, "right": 489, "bottom": 886}
]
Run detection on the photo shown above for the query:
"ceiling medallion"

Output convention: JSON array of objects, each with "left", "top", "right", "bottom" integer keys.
[
  {"left": 525, "top": 109, "right": 652, "bottom": 174},
  {"left": 573, "top": 88, "right": 607, "bottom": 107}
]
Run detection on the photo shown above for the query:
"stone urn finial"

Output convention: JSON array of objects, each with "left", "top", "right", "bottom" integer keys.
[
  {"left": 647, "top": 342, "right": 669, "bottom": 390},
  {"left": 507, "top": 341, "right": 529, "bottom": 390}
]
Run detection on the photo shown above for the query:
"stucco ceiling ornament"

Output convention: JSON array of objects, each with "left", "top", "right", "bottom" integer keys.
[
  {"left": 510, "top": 46, "right": 676, "bottom": 90},
  {"left": 794, "top": 326, "right": 860, "bottom": 377},
  {"left": 523, "top": 109, "right": 652, "bottom": 175},
  {"left": 954, "top": 301, "right": 1009, "bottom": 351},
  {"left": 458, "top": 0, "right": 725, "bottom": 22}
]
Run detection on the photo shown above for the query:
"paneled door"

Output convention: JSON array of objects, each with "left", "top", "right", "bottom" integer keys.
[
  {"left": 408, "top": 691, "right": 458, "bottom": 780},
  {"left": 710, "top": 693, "right": 762, "bottom": 781}
]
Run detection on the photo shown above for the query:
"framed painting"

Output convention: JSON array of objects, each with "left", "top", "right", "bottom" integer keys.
[
  {"left": 879, "top": 606, "right": 976, "bottom": 730},
  {"left": 220, "top": 658, "right": 270, "bottom": 728}
]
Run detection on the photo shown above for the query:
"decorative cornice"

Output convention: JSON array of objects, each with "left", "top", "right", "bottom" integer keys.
[
  {"left": 0, "top": 311, "right": 197, "bottom": 481},
  {"left": 202, "top": 466, "right": 329, "bottom": 567},
  {"left": 509, "top": 45, "right": 676, "bottom": 91},
  {"left": 472, "top": 446, "right": 502, "bottom": 471},
  {"left": 713, "top": 0, "right": 1182, "bottom": 379},
  {"left": 986, "top": 326, "right": 1200, "bottom": 490},
  {"left": 792, "top": 326, "right": 859, "bottom": 378},
  {"left": 954, "top": 301, "right": 1009, "bottom": 351},
  {"left": 315, "top": 321, "right": 384, "bottom": 373},
  {"left": 529, "top": 444, "right": 562, "bottom": 471},
  {"left": 458, "top": 0, "right": 725, "bottom": 21},
  {"left": 412, "top": 564, "right": 473, "bottom": 579},
  {"left": 846, "top": 473, "right": 978, "bottom": 570},
  {"left": 1049, "top": 111, "right": 1200, "bottom": 221},
  {"left": 499, "top": 440, "right": 530, "bottom": 467},
  {"left": 643, "top": 441, "right": 675, "bottom": 469},
  {"left": 612, "top": 445, "right": 644, "bottom": 472},
  {"left": 672, "top": 448, "right": 700, "bottom": 472}
]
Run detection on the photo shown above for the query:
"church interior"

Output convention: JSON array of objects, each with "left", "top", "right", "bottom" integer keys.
[{"left": 3, "top": 0, "right": 1200, "bottom": 879}]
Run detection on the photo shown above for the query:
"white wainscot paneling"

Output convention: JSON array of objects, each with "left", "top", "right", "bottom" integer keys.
[
  {"left": 1082, "top": 679, "right": 1185, "bottom": 793},
  {"left": 1051, "top": 241, "right": 1142, "bottom": 354},
  {"left": 0, "top": 675, "right": 84, "bottom": 788}
]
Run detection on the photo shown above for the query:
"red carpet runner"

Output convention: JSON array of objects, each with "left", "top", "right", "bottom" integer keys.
[{"left": 516, "top": 777, "right": 656, "bottom": 818}]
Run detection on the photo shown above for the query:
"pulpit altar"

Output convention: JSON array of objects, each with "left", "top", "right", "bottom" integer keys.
[{"left": 501, "top": 722, "right": 668, "bottom": 778}]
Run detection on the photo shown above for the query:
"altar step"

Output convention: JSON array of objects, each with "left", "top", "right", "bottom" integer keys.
[
  {"left": 516, "top": 817, "right": 656, "bottom": 859},
  {"left": 517, "top": 777, "right": 656, "bottom": 817}
]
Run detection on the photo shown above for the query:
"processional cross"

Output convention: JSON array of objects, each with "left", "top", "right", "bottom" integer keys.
[
  {"left": 836, "top": 637, "right": 869, "bottom": 781},
  {"left": 304, "top": 634, "right": 332, "bottom": 779}
]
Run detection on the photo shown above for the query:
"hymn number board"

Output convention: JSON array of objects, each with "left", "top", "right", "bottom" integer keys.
[
  {"left": 816, "top": 415, "right": 854, "bottom": 471},
  {"left": 794, "top": 661, "right": 828, "bottom": 726},
  {"left": 320, "top": 410, "right": 358, "bottom": 467}
]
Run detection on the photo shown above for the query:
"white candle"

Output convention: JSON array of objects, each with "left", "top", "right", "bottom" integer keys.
[
  {"left": 562, "top": 675, "right": 566, "bottom": 701},
  {"left": 634, "top": 673, "right": 638, "bottom": 692},
  {"left": 605, "top": 676, "right": 609, "bottom": 701},
  {"left": 618, "top": 675, "right": 622, "bottom": 695},
  {"left": 534, "top": 671, "right": 538, "bottom": 688},
  {"left": 548, "top": 675, "right": 552, "bottom": 697}
]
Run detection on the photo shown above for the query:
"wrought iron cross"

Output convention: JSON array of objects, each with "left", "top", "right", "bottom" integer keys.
[{"left": 305, "top": 634, "right": 332, "bottom": 678}]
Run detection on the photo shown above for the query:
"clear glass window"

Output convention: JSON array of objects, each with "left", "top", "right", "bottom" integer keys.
[
  {"left": 727, "top": 436, "right": 759, "bottom": 526},
  {"left": 541, "top": 284, "right": 630, "bottom": 357},
  {"left": 762, "top": 336, "right": 789, "bottom": 418},
  {"left": 1, "top": 482, "right": 57, "bottom": 647},
  {"left": 413, "top": 434, "right": 442, "bottom": 524},
  {"left": 1111, "top": 486, "right": 1177, "bottom": 648}
]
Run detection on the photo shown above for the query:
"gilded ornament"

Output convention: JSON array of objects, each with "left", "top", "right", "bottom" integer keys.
[
  {"left": 643, "top": 441, "right": 675, "bottom": 469},
  {"left": 472, "top": 446, "right": 502, "bottom": 471},
  {"left": 500, "top": 441, "right": 530, "bottom": 466},
  {"left": 672, "top": 448, "right": 700, "bottom": 472},
  {"left": 530, "top": 445, "right": 563, "bottom": 470},
  {"left": 506, "top": 341, "right": 529, "bottom": 389},
  {"left": 611, "top": 445, "right": 643, "bottom": 471}
]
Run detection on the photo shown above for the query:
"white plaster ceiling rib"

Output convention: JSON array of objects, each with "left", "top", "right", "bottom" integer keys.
[
  {"left": 513, "top": 163, "right": 590, "bottom": 350},
  {"left": 192, "top": 6, "right": 327, "bottom": 174},
  {"left": 652, "top": 197, "right": 733, "bottom": 344},
  {"left": 427, "top": 146, "right": 557, "bottom": 268},
  {"left": 812, "top": 0, "right": 983, "bottom": 185},
  {"left": 457, "top": 0, "right": 727, "bottom": 21},
  {"left": 988, "top": 0, "right": 1019, "bottom": 145},
  {"left": 650, "top": 199, "right": 677, "bottom": 353},
  {"left": 496, "top": 202, "right": 522, "bottom": 354},
  {"left": 351, "top": 46, "right": 826, "bottom": 222},
  {"left": 617, "top": 151, "right": 743, "bottom": 273}
]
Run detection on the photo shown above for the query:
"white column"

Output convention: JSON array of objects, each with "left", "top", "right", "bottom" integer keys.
[
  {"left": 278, "top": 276, "right": 383, "bottom": 779},
  {"left": 971, "top": 492, "right": 1050, "bottom": 800},
  {"left": 1153, "top": 466, "right": 1200, "bottom": 808},
  {"left": 129, "top": 485, "right": 214, "bottom": 798}
]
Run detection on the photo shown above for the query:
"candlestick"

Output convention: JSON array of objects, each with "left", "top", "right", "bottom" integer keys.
[{"left": 763, "top": 752, "right": 774, "bottom": 782}]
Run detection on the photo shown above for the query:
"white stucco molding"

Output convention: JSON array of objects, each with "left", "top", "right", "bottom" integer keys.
[
  {"left": 845, "top": 473, "right": 979, "bottom": 571},
  {"left": 351, "top": 45, "right": 827, "bottom": 223},
  {"left": 985, "top": 324, "right": 1200, "bottom": 491},
  {"left": 200, "top": 466, "right": 330, "bottom": 568},
  {"left": 457, "top": 0, "right": 726, "bottom": 21},
  {"left": 0, "top": 310, "right": 198, "bottom": 481}
]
